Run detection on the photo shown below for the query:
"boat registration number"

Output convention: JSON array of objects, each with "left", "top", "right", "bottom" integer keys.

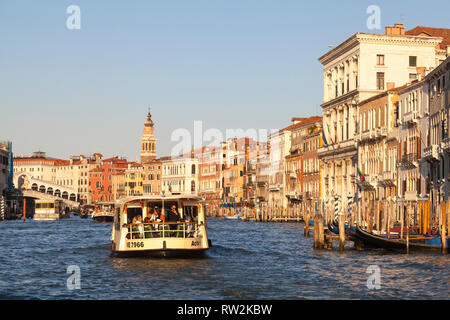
[{"left": 127, "top": 241, "right": 144, "bottom": 248}]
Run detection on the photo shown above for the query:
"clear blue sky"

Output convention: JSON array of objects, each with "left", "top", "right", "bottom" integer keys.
[{"left": 1, "top": 0, "right": 449, "bottom": 161}]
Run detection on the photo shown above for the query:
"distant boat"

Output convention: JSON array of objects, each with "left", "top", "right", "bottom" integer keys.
[
  {"left": 355, "top": 226, "right": 449, "bottom": 253},
  {"left": 79, "top": 211, "right": 89, "bottom": 219},
  {"left": 92, "top": 211, "right": 114, "bottom": 223},
  {"left": 224, "top": 215, "right": 244, "bottom": 221},
  {"left": 92, "top": 202, "right": 115, "bottom": 223},
  {"left": 34, "top": 200, "right": 70, "bottom": 221}
]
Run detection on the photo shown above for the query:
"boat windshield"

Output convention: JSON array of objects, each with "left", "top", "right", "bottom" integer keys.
[{"left": 122, "top": 199, "right": 202, "bottom": 239}]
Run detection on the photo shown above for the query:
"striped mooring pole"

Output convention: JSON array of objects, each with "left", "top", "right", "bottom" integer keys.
[
  {"left": 347, "top": 194, "right": 353, "bottom": 211},
  {"left": 0, "top": 196, "right": 5, "bottom": 220},
  {"left": 334, "top": 195, "right": 339, "bottom": 220}
]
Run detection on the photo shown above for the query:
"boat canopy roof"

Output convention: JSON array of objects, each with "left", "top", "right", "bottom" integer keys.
[{"left": 117, "top": 195, "right": 204, "bottom": 206}]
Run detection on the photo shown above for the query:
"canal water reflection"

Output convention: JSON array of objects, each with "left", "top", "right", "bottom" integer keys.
[{"left": 0, "top": 217, "right": 448, "bottom": 299}]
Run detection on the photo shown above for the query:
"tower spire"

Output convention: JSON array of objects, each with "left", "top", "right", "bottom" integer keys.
[{"left": 141, "top": 107, "right": 156, "bottom": 164}]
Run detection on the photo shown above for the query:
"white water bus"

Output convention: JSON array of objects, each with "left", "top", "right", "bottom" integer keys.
[
  {"left": 34, "top": 200, "right": 69, "bottom": 221},
  {"left": 110, "top": 195, "right": 211, "bottom": 257}
]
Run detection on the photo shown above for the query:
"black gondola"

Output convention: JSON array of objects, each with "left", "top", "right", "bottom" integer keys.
[
  {"left": 327, "top": 218, "right": 363, "bottom": 243},
  {"left": 355, "top": 226, "right": 449, "bottom": 253}
]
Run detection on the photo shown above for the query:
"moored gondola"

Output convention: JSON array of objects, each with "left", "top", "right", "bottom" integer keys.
[
  {"left": 327, "top": 218, "right": 362, "bottom": 242},
  {"left": 355, "top": 226, "right": 449, "bottom": 253}
]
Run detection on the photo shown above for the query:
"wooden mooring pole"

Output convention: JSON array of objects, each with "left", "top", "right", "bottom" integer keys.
[
  {"left": 304, "top": 211, "right": 310, "bottom": 237},
  {"left": 441, "top": 201, "right": 447, "bottom": 255},
  {"left": 313, "top": 213, "right": 324, "bottom": 249},
  {"left": 406, "top": 203, "right": 410, "bottom": 254},
  {"left": 339, "top": 213, "right": 345, "bottom": 252}
]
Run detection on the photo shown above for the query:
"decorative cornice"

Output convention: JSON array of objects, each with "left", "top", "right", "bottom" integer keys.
[
  {"left": 321, "top": 89, "right": 358, "bottom": 109},
  {"left": 319, "top": 32, "right": 442, "bottom": 66}
]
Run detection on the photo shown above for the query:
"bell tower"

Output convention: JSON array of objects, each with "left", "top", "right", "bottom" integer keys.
[{"left": 140, "top": 109, "right": 157, "bottom": 164}]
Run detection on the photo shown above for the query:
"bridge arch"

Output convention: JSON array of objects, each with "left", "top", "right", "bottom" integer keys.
[{"left": 13, "top": 171, "right": 79, "bottom": 204}]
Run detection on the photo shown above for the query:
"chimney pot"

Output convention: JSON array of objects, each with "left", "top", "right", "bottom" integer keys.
[{"left": 385, "top": 23, "right": 405, "bottom": 35}]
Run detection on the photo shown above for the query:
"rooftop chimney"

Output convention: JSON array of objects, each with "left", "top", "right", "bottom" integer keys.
[
  {"left": 417, "top": 67, "right": 426, "bottom": 81},
  {"left": 385, "top": 23, "right": 405, "bottom": 36}
]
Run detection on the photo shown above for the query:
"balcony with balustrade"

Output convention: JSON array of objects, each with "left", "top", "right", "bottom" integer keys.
[
  {"left": 318, "top": 139, "right": 357, "bottom": 158},
  {"left": 401, "top": 153, "right": 419, "bottom": 168},
  {"left": 423, "top": 145, "right": 440, "bottom": 162},
  {"left": 381, "top": 170, "right": 396, "bottom": 187},
  {"left": 403, "top": 110, "right": 419, "bottom": 125}
]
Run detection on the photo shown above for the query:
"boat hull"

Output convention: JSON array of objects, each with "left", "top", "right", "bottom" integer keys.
[
  {"left": 355, "top": 226, "right": 448, "bottom": 253},
  {"left": 224, "top": 215, "right": 244, "bottom": 221},
  {"left": 34, "top": 213, "right": 70, "bottom": 220},
  {"left": 93, "top": 215, "right": 114, "bottom": 223},
  {"left": 112, "top": 248, "right": 209, "bottom": 258}
]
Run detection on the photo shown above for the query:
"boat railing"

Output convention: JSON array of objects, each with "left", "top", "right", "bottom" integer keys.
[{"left": 125, "top": 222, "right": 200, "bottom": 239}]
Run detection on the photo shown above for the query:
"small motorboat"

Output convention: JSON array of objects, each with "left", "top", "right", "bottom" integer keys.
[
  {"left": 224, "top": 214, "right": 244, "bottom": 221},
  {"left": 92, "top": 202, "right": 115, "bottom": 223}
]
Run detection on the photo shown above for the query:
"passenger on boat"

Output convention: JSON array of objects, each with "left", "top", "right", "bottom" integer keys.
[
  {"left": 157, "top": 207, "right": 165, "bottom": 222},
  {"left": 185, "top": 215, "right": 193, "bottom": 237},
  {"left": 167, "top": 205, "right": 181, "bottom": 233},
  {"left": 134, "top": 215, "right": 144, "bottom": 239},
  {"left": 167, "top": 205, "right": 181, "bottom": 222},
  {"left": 149, "top": 209, "right": 161, "bottom": 235},
  {"left": 144, "top": 207, "right": 154, "bottom": 223}
]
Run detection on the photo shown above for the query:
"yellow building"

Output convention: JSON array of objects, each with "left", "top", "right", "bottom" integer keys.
[{"left": 125, "top": 163, "right": 144, "bottom": 197}]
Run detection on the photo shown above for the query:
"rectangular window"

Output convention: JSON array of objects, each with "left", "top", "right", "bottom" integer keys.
[
  {"left": 377, "top": 54, "right": 385, "bottom": 65},
  {"left": 377, "top": 72, "right": 385, "bottom": 90},
  {"left": 409, "top": 56, "right": 417, "bottom": 67},
  {"left": 409, "top": 73, "right": 417, "bottom": 81}
]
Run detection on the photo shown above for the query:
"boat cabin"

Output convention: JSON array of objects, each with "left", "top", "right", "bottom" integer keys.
[{"left": 111, "top": 195, "right": 210, "bottom": 256}]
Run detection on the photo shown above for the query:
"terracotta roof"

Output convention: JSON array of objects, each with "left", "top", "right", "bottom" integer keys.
[
  {"left": 282, "top": 116, "right": 322, "bottom": 132},
  {"left": 406, "top": 26, "right": 450, "bottom": 50},
  {"left": 14, "top": 157, "right": 69, "bottom": 166},
  {"left": 128, "top": 162, "right": 142, "bottom": 168},
  {"left": 291, "top": 117, "right": 307, "bottom": 122}
]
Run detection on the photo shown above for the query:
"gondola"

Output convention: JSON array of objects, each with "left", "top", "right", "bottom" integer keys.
[
  {"left": 327, "top": 218, "right": 361, "bottom": 242},
  {"left": 355, "top": 225, "right": 449, "bottom": 253}
]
